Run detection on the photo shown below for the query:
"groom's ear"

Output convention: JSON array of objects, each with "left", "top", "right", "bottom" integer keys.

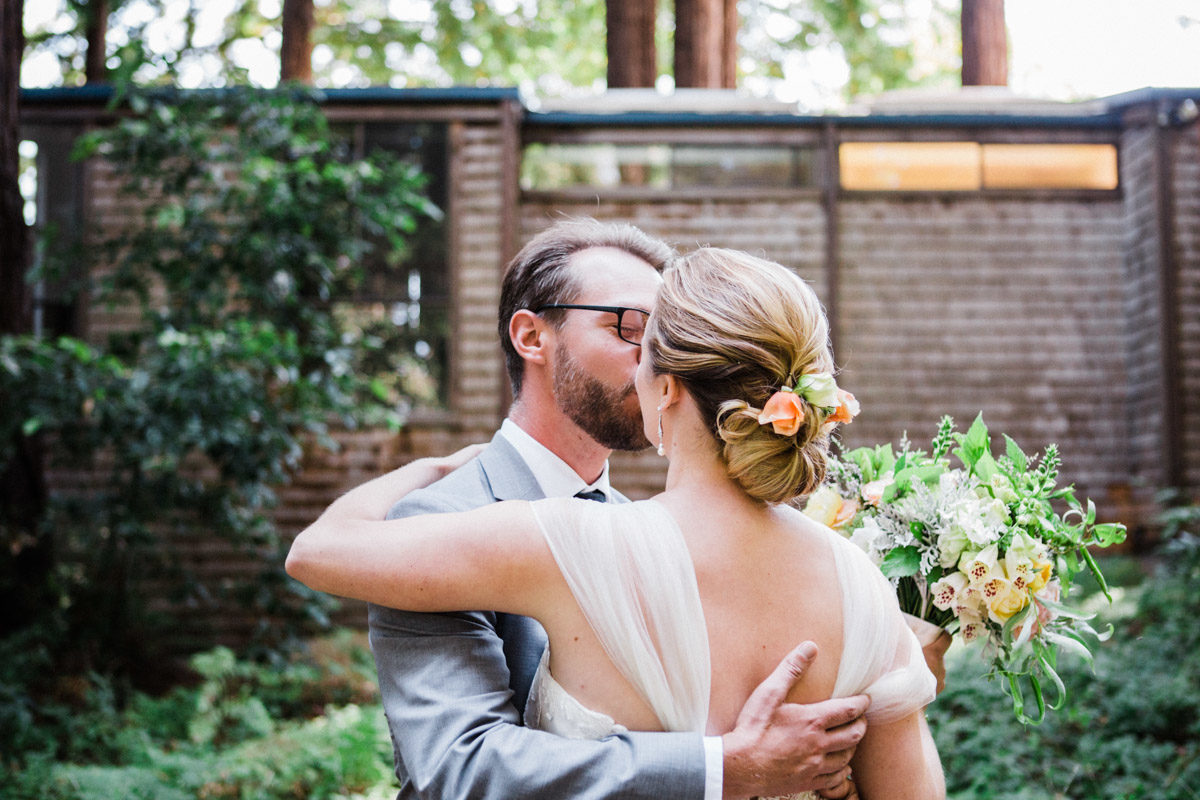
[{"left": 509, "top": 310, "right": 550, "bottom": 366}]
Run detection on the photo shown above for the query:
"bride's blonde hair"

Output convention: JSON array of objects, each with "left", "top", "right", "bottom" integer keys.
[{"left": 645, "top": 248, "right": 836, "bottom": 503}]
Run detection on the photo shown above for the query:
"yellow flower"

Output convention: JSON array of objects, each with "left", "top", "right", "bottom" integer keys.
[
  {"left": 802, "top": 486, "right": 853, "bottom": 529},
  {"left": 983, "top": 576, "right": 1029, "bottom": 623},
  {"left": 1028, "top": 560, "right": 1053, "bottom": 593}
]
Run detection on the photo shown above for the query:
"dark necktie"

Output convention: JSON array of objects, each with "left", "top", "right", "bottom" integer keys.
[{"left": 574, "top": 488, "right": 607, "bottom": 503}]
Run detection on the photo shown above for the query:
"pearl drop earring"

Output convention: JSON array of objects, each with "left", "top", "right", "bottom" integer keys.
[{"left": 656, "top": 405, "right": 665, "bottom": 457}]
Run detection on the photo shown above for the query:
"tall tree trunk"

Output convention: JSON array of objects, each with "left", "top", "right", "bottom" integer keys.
[
  {"left": 84, "top": 0, "right": 109, "bottom": 84},
  {"left": 674, "top": 0, "right": 734, "bottom": 88},
  {"left": 720, "top": 0, "right": 736, "bottom": 89},
  {"left": 961, "top": 0, "right": 1007, "bottom": 86},
  {"left": 607, "top": 0, "right": 656, "bottom": 88},
  {"left": 1, "top": 0, "right": 30, "bottom": 334},
  {"left": 280, "top": 0, "right": 313, "bottom": 83},
  {"left": 0, "top": 0, "right": 52, "bottom": 641}
]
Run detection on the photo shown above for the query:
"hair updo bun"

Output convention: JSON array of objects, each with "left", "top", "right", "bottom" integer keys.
[{"left": 645, "top": 248, "right": 837, "bottom": 504}]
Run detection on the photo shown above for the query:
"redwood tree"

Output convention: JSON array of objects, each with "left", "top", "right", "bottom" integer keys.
[
  {"left": 83, "top": 0, "right": 109, "bottom": 83},
  {"left": 674, "top": 0, "right": 736, "bottom": 88},
  {"left": 281, "top": 0, "right": 313, "bottom": 83},
  {"left": 1, "top": 0, "right": 28, "bottom": 335},
  {"left": 607, "top": 0, "right": 656, "bottom": 88},
  {"left": 961, "top": 0, "right": 1007, "bottom": 86}
]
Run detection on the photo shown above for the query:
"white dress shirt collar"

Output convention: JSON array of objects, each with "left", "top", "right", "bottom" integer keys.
[{"left": 499, "top": 418, "right": 612, "bottom": 500}]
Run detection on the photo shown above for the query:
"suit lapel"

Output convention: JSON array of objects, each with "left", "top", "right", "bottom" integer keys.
[
  {"left": 478, "top": 435, "right": 547, "bottom": 502},
  {"left": 475, "top": 433, "right": 548, "bottom": 720}
]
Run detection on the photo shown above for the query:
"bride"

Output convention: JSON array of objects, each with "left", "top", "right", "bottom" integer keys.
[{"left": 287, "top": 248, "right": 944, "bottom": 799}]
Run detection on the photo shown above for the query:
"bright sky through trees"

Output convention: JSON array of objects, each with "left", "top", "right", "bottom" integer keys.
[{"left": 19, "top": 0, "right": 1200, "bottom": 103}]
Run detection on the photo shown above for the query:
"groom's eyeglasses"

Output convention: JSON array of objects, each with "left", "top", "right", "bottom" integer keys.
[{"left": 533, "top": 304, "right": 651, "bottom": 346}]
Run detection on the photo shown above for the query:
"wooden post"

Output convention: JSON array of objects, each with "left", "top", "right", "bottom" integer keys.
[
  {"left": 961, "top": 0, "right": 1007, "bottom": 86},
  {"left": 720, "top": 0, "right": 737, "bottom": 89},
  {"left": 607, "top": 0, "right": 657, "bottom": 87},
  {"left": 280, "top": 0, "right": 314, "bottom": 84}
]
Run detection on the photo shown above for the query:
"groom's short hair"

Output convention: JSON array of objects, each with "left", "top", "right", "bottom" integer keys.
[{"left": 499, "top": 219, "right": 674, "bottom": 396}]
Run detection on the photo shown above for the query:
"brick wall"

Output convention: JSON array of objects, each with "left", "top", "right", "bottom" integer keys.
[
  {"left": 838, "top": 196, "right": 1127, "bottom": 512},
  {"left": 522, "top": 182, "right": 1132, "bottom": 516},
  {"left": 26, "top": 93, "right": 1200, "bottom": 648},
  {"left": 1173, "top": 122, "right": 1200, "bottom": 491},
  {"left": 1119, "top": 123, "right": 1170, "bottom": 503}
]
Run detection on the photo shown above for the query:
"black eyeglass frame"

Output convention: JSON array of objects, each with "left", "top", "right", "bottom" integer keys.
[{"left": 532, "top": 303, "right": 651, "bottom": 346}]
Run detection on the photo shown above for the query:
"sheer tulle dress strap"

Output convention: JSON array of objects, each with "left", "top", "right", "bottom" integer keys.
[
  {"left": 530, "top": 497, "right": 711, "bottom": 732},
  {"left": 828, "top": 531, "right": 936, "bottom": 723}
]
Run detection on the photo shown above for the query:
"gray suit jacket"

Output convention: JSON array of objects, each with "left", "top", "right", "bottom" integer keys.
[{"left": 369, "top": 432, "right": 707, "bottom": 799}]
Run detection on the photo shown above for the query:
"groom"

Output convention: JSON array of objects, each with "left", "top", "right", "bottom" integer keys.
[{"left": 369, "top": 219, "right": 869, "bottom": 799}]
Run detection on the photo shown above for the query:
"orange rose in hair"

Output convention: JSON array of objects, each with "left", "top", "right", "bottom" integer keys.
[
  {"left": 828, "top": 389, "right": 860, "bottom": 424},
  {"left": 757, "top": 389, "right": 806, "bottom": 436}
]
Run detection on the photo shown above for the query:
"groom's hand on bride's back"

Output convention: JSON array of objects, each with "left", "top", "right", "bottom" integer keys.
[{"left": 721, "top": 641, "right": 868, "bottom": 799}]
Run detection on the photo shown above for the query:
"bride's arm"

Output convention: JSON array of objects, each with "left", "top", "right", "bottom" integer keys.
[
  {"left": 849, "top": 711, "right": 945, "bottom": 800},
  {"left": 285, "top": 453, "right": 560, "bottom": 617}
]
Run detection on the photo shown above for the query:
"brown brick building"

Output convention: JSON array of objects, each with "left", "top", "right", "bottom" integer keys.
[{"left": 19, "top": 85, "right": 1200, "bottom": 641}]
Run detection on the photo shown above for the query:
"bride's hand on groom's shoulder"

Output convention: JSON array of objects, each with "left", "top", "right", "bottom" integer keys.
[
  {"left": 424, "top": 443, "right": 487, "bottom": 480},
  {"left": 388, "top": 443, "right": 488, "bottom": 497},
  {"left": 721, "top": 642, "right": 869, "bottom": 799}
]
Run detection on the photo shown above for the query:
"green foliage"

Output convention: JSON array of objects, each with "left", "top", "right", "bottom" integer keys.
[
  {"left": 0, "top": 86, "right": 436, "bottom": 680},
  {"left": 0, "top": 634, "right": 394, "bottom": 800}
]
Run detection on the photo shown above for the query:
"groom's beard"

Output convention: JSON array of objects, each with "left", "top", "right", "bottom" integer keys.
[{"left": 552, "top": 347, "right": 649, "bottom": 452}]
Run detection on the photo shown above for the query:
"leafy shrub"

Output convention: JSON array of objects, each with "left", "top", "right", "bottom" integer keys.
[
  {"left": 1, "top": 634, "right": 392, "bottom": 800},
  {"left": 1, "top": 86, "right": 437, "bottom": 683}
]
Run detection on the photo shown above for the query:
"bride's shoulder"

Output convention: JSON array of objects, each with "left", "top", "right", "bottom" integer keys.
[
  {"left": 772, "top": 503, "right": 841, "bottom": 543},
  {"left": 772, "top": 505, "right": 882, "bottom": 571}
]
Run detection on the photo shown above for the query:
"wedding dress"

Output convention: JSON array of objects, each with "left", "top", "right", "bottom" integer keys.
[{"left": 524, "top": 498, "right": 936, "bottom": 800}]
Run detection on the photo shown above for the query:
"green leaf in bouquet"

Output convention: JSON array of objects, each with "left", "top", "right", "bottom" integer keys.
[
  {"left": 883, "top": 463, "right": 944, "bottom": 503},
  {"left": 846, "top": 447, "right": 881, "bottom": 481},
  {"left": 879, "top": 545, "right": 922, "bottom": 578},
  {"left": 955, "top": 413, "right": 990, "bottom": 463},
  {"left": 1091, "top": 522, "right": 1127, "bottom": 547},
  {"left": 1003, "top": 434, "right": 1028, "bottom": 473},
  {"left": 930, "top": 415, "right": 956, "bottom": 459},
  {"left": 1079, "top": 545, "right": 1113, "bottom": 601}
]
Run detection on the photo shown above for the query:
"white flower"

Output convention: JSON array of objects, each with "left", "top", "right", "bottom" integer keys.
[
  {"left": 795, "top": 372, "right": 839, "bottom": 409},
  {"left": 964, "top": 544, "right": 999, "bottom": 585},
  {"left": 931, "top": 572, "right": 968, "bottom": 610},
  {"left": 848, "top": 516, "right": 891, "bottom": 566},
  {"left": 937, "top": 525, "right": 971, "bottom": 569}
]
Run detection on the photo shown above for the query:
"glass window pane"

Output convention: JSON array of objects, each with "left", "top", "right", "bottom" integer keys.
[
  {"left": 522, "top": 143, "right": 671, "bottom": 189},
  {"left": 521, "top": 143, "right": 813, "bottom": 190},
  {"left": 670, "top": 146, "right": 813, "bottom": 188},
  {"left": 349, "top": 122, "right": 450, "bottom": 408},
  {"left": 982, "top": 143, "right": 1118, "bottom": 189},
  {"left": 840, "top": 142, "right": 982, "bottom": 190}
]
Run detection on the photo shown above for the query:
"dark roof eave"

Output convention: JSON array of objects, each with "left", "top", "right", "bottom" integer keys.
[
  {"left": 19, "top": 85, "right": 521, "bottom": 107},
  {"left": 524, "top": 109, "right": 1124, "bottom": 130}
]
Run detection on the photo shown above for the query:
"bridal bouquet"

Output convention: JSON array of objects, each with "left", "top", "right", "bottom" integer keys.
[{"left": 803, "top": 415, "right": 1126, "bottom": 723}]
